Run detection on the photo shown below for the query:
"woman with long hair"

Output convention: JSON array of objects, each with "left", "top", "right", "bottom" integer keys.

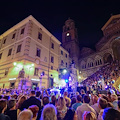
[
  {"left": 41, "top": 104, "right": 57, "bottom": 120},
  {"left": 57, "top": 97, "right": 77, "bottom": 120},
  {"left": 16, "top": 95, "right": 27, "bottom": 115}
]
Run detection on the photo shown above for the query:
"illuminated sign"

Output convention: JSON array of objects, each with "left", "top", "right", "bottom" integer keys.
[
  {"left": 31, "top": 78, "right": 40, "bottom": 81},
  {"left": 9, "top": 78, "right": 16, "bottom": 80}
]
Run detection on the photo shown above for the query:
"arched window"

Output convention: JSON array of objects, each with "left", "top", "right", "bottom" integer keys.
[
  {"left": 96, "top": 61, "right": 97, "bottom": 66},
  {"left": 100, "top": 59, "right": 102, "bottom": 64},
  {"left": 98, "top": 60, "right": 100, "bottom": 65},
  {"left": 92, "top": 62, "right": 93, "bottom": 67},
  {"left": 88, "top": 63, "right": 89, "bottom": 67}
]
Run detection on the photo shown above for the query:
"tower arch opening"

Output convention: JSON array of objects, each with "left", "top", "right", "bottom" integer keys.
[
  {"left": 103, "top": 53, "right": 113, "bottom": 64},
  {"left": 112, "top": 40, "right": 120, "bottom": 60}
]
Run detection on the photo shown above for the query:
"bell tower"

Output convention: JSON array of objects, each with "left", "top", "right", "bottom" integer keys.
[{"left": 62, "top": 18, "right": 80, "bottom": 66}]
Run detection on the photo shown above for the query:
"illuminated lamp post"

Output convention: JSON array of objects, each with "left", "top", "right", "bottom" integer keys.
[
  {"left": 63, "top": 69, "right": 67, "bottom": 74},
  {"left": 39, "top": 71, "right": 45, "bottom": 90},
  {"left": 62, "top": 69, "right": 70, "bottom": 90}
]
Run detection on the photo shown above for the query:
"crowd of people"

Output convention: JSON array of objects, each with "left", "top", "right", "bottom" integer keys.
[
  {"left": 0, "top": 87, "right": 120, "bottom": 120},
  {"left": 0, "top": 60, "right": 120, "bottom": 120},
  {"left": 82, "top": 60, "right": 120, "bottom": 93}
]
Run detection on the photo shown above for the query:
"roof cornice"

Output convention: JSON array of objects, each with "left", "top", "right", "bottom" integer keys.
[
  {"left": 0, "top": 15, "right": 61, "bottom": 45},
  {"left": 101, "top": 14, "right": 120, "bottom": 31}
]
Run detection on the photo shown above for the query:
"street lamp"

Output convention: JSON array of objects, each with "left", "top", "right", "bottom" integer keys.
[
  {"left": 39, "top": 71, "right": 45, "bottom": 90},
  {"left": 63, "top": 69, "right": 67, "bottom": 74},
  {"left": 13, "top": 62, "right": 17, "bottom": 66}
]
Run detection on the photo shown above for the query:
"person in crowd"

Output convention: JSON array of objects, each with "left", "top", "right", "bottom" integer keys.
[
  {"left": 101, "top": 94, "right": 109, "bottom": 102},
  {"left": 57, "top": 97, "right": 68, "bottom": 119},
  {"left": 118, "top": 96, "right": 120, "bottom": 101},
  {"left": 97, "top": 97, "right": 107, "bottom": 120},
  {"left": 16, "top": 95, "right": 27, "bottom": 115},
  {"left": 11, "top": 94, "right": 18, "bottom": 100},
  {"left": 6, "top": 99, "right": 17, "bottom": 120},
  {"left": 40, "top": 96, "right": 50, "bottom": 114},
  {"left": 91, "top": 95, "right": 100, "bottom": 116},
  {"left": 72, "top": 95, "right": 82, "bottom": 111},
  {"left": 42, "top": 96, "right": 49, "bottom": 107},
  {"left": 102, "top": 107, "right": 120, "bottom": 120},
  {"left": 41, "top": 89, "right": 49, "bottom": 99},
  {"left": 3, "top": 96, "right": 10, "bottom": 101},
  {"left": 29, "top": 105, "right": 39, "bottom": 120},
  {"left": 83, "top": 111, "right": 97, "bottom": 120},
  {"left": 6, "top": 90, "right": 11, "bottom": 96},
  {"left": 55, "top": 99, "right": 58, "bottom": 107},
  {"left": 57, "top": 97, "right": 77, "bottom": 120},
  {"left": 107, "top": 102, "right": 114, "bottom": 108},
  {"left": 76, "top": 92, "right": 79, "bottom": 96},
  {"left": 80, "top": 89, "right": 85, "bottom": 100},
  {"left": 107, "top": 91, "right": 112, "bottom": 102},
  {"left": 41, "top": 104, "right": 57, "bottom": 120},
  {"left": 50, "top": 95, "right": 56, "bottom": 106},
  {"left": 18, "top": 109, "right": 33, "bottom": 120},
  {"left": 36, "top": 91, "right": 41, "bottom": 100},
  {"left": 71, "top": 97, "right": 77, "bottom": 107},
  {"left": 76, "top": 95, "right": 96, "bottom": 120},
  {"left": 16, "top": 95, "right": 26, "bottom": 108},
  {"left": 20, "top": 90, "right": 41, "bottom": 120},
  {"left": 0, "top": 95, "right": 3, "bottom": 99},
  {"left": 118, "top": 100, "right": 120, "bottom": 112},
  {"left": 111, "top": 94, "right": 118, "bottom": 110},
  {"left": 63, "top": 91, "right": 71, "bottom": 107},
  {"left": 0, "top": 99, "right": 10, "bottom": 120}
]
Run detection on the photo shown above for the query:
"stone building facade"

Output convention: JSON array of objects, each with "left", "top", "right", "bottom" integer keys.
[
  {"left": 62, "top": 14, "right": 120, "bottom": 82},
  {"left": 0, "top": 15, "right": 64, "bottom": 89}
]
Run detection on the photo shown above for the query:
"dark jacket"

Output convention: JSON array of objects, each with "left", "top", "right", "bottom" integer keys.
[
  {"left": 20, "top": 96, "right": 41, "bottom": 120},
  {"left": 0, "top": 113, "right": 11, "bottom": 120},
  {"left": 6, "top": 110, "right": 17, "bottom": 120}
]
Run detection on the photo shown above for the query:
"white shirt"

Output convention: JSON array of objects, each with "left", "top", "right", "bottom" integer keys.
[
  {"left": 91, "top": 103, "right": 100, "bottom": 116},
  {"left": 76, "top": 103, "right": 96, "bottom": 120}
]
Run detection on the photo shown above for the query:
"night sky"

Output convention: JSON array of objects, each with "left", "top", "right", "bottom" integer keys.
[{"left": 0, "top": 0, "right": 120, "bottom": 49}]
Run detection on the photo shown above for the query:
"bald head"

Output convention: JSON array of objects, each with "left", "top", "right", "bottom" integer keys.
[{"left": 18, "top": 109, "right": 33, "bottom": 120}]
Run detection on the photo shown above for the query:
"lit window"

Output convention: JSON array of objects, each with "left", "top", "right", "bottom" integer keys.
[
  {"left": 67, "top": 33, "right": 70, "bottom": 36},
  {"left": 8, "top": 48, "right": 12, "bottom": 56},
  {"left": 16, "top": 44, "right": 21, "bottom": 53},
  {"left": 36, "top": 48, "right": 41, "bottom": 57},
  {"left": 38, "top": 32, "right": 42, "bottom": 40}
]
